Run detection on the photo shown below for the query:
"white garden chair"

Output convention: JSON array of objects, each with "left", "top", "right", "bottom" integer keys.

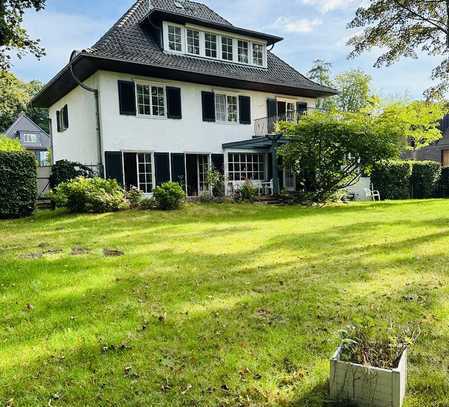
[{"left": 364, "top": 188, "right": 381, "bottom": 201}]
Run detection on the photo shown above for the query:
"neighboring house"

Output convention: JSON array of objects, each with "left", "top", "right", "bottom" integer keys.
[
  {"left": 4, "top": 112, "right": 51, "bottom": 166},
  {"left": 32, "top": 0, "right": 337, "bottom": 196},
  {"left": 404, "top": 115, "right": 449, "bottom": 167}
]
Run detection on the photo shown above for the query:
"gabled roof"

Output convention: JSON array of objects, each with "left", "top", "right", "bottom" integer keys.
[
  {"left": 5, "top": 112, "right": 50, "bottom": 150},
  {"left": 32, "top": 0, "right": 337, "bottom": 108}
]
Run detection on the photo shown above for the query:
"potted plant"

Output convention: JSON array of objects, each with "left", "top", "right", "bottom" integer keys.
[{"left": 330, "top": 324, "right": 418, "bottom": 407}]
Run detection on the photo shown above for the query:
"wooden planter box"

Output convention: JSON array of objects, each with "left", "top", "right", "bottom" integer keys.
[{"left": 330, "top": 346, "right": 407, "bottom": 407}]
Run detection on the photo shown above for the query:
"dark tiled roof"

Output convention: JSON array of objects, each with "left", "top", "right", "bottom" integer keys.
[{"left": 89, "top": 0, "right": 336, "bottom": 96}]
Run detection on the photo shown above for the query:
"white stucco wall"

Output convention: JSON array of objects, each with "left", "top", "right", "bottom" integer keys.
[
  {"left": 97, "top": 70, "right": 316, "bottom": 157},
  {"left": 49, "top": 74, "right": 99, "bottom": 165}
]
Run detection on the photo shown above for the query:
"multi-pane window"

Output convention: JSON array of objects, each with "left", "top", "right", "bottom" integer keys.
[
  {"left": 215, "top": 94, "right": 238, "bottom": 122},
  {"left": 137, "top": 84, "right": 165, "bottom": 117},
  {"left": 253, "top": 43, "right": 264, "bottom": 66},
  {"left": 205, "top": 33, "right": 217, "bottom": 58},
  {"left": 187, "top": 29, "right": 200, "bottom": 55},
  {"left": 151, "top": 86, "right": 165, "bottom": 116},
  {"left": 221, "top": 36, "right": 233, "bottom": 61},
  {"left": 227, "top": 96, "right": 238, "bottom": 122},
  {"left": 238, "top": 40, "right": 249, "bottom": 63},
  {"left": 215, "top": 94, "right": 227, "bottom": 122},
  {"left": 138, "top": 153, "right": 153, "bottom": 193},
  {"left": 228, "top": 153, "right": 265, "bottom": 181},
  {"left": 168, "top": 25, "right": 182, "bottom": 52},
  {"left": 24, "top": 133, "right": 38, "bottom": 143},
  {"left": 286, "top": 102, "right": 295, "bottom": 121},
  {"left": 198, "top": 155, "right": 209, "bottom": 193}
]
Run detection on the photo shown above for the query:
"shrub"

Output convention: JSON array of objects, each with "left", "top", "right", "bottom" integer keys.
[
  {"left": 51, "top": 177, "right": 129, "bottom": 213},
  {"left": 126, "top": 186, "right": 144, "bottom": 209},
  {"left": 410, "top": 161, "right": 441, "bottom": 199},
  {"left": 0, "top": 151, "right": 36, "bottom": 218},
  {"left": 50, "top": 160, "right": 94, "bottom": 188},
  {"left": 153, "top": 182, "right": 185, "bottom": 210},
  {"left": 436, "top": 167, "right": 449, "bottom": 197},
  {"left": 207, "top": 168, "right": 225, "bottom": 198},
  {"left": 0, "top": 134, "right": 24, "bottom": 152},
  {"left": 234, "top": 180, "right": 258, "bottom": 203},
  {"left": 139, "top": 197, "right": 157, "bottom": 210},
  {"left": 371, "top": 160, "right": 412, "bottom": 200}
]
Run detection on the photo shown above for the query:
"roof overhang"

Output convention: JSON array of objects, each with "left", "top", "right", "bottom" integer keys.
[
  {"left": 32, "top": 54, "right": 338, "bottom": 108},
  {"left": 223, "top": 135, "right": 288, "bottom": 150},
  {"left": 143, "top": 9, "right": 283, "bottom": 45}
]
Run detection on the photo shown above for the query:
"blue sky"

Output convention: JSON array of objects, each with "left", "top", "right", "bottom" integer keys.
[{"left": 12, "top": 0, "right": 441, "bottom": 100}]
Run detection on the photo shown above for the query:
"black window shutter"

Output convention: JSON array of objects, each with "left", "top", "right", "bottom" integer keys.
[
  {"left": 202, "top": 91, "right": 215, "bottom": 122},
  {"left": 211, "top": 154, "right": 224, "bottom": 174},
  {"left": 62, "top": 105, "right": 69, "bottom": 129},
  {"left": 105, "top": 151, "right": 124, "bottom": 186},
  {"left": 56, "top": 111, "right": 61, "bottom": 132},
  {"left": 267, "top": 98, "right": 277, "bottom": 118},
  {"left": 118, "top": 80, "right": 136, "bottom": 116},
  {"left": 166, "top": 87, "right": 182, "bottom": 119},
  {"left": 155, "top": 153, "right": 171, "bottom": 186},
  {"left": 171, "top": 153, "right": 186, "bottom": 187},
  {"left": 239, "top": 96, "right": 251, "bottom": 125},
  {"left": 296, "top": 102, "right": 308, "bottom": 115}
]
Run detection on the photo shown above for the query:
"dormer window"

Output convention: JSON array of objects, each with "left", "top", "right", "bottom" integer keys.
[
  {"left": 221, "top": 37, "right": 233, "bottom": 61},
  {"left": 168, "top": 25, "right": 182, "bottom": 52},
  {"left": 187, "top": 29, "right": 200, "bottom": 55},
  {"left": 205, "top": 33, "right": 217, "bottom": 58},
  {"left": 253, "top": 43, "right": 264, "bottom": 66},
  {"left": 162, "top": 22, "right": 268, "bottom": 68},
  {"left": 238, "top": 40, "right": 249, "bottom": 64}
]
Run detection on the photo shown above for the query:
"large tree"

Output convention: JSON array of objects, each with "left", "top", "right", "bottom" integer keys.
[
  {"left": 0, "top": 0, "right": 46, "bottom": 71},
  {"left": 335, "top": 69, "right": 372, "bottom": 112},
  {"left": 308, "top": 59, "right": 337, "bottom": 111},
  {"left": 347, "top": 1, "right": 449, "bottom": 99},
  {"left": 0, "top": 70, "right": 48, "bottom": 132}
]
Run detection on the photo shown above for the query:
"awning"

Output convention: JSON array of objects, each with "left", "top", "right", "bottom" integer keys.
[{"left": 222, "top": 135, "right": 287, "bottom": 150}]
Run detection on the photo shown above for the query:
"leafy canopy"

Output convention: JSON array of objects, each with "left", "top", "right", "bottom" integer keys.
[
  {"left": 0, "top": 0, "right": 46, "bottom": 70},
  {"left": 278, "top": 111, "right": 403, "bottom": 203},
  {"left": 0, "top": 134, "right": 24, "bottom": 151},
  {"left": 335, "top": 69, "right": 373, "bottom": 113},
  {"left": 347, "top": 0, "right": 449, "bottom": 99}
]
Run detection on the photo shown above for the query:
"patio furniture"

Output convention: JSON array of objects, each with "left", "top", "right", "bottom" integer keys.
[{"left": 364, "top": 187, "right": 381, "bottom": 201}]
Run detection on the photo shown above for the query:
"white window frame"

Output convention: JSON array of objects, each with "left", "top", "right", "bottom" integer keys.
[
  {"left": 135, "top": 81, "right": 167, "bottom": 119},
  {"left": 205, "top": 31, "right": 218, "bottom": 58},
  {"left": 221, "top": 35, "right": 234, "bottom": 61},
  {"left": 186, "top": 28, "right": 200, "bottom": 55},
  {"left": 122, "top": 151, "right": 156, "bottom": 195},
  {"left": 163, "top": 21, "right": 268, "bottom": 68},
  {"left": 215, "top": 93, "right": 239, "bottom": 124},
  {"left": 228, "top": 152, "right": 265, "bottom": 182},
  {"left": 23, "top": 133, "right": 38, "bottom": 143}
]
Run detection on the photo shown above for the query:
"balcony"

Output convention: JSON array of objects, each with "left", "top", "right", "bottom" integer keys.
[{"left": 254, "top": 107, "right": 320, "bottom": 137}]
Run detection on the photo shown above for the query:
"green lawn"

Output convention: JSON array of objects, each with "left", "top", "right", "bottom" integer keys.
[{"left": 1, "top": 201, "right": 449, "bottom": 406}]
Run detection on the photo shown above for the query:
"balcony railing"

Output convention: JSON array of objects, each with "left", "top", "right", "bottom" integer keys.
[{"left": 254, "top": 108, "right": 321, "bottom": 137}]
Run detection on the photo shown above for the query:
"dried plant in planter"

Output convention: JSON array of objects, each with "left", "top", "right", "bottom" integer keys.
[{"left": 339, "top": 323, "right": 419, "bottom": 369}]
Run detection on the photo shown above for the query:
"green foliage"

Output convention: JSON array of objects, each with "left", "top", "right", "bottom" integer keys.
[
  {"left": 138, "top": 196, "right": 157, "bottom": 210},
  {"left": 207, "top": 167, "right": 225, "bottom": 198},
  {"left": 0, "top": 71, "right": 48, "bottom": 132},
  {"left": 0, "top": 0, "right": 46, "bottom": 71},
  {"left": 335, "top": 69, "right": 372, "bottom": 112},
  {"left": 51, "top": 177, "right": 129, "bottom": 213},
  {"left": 308, "top": 59, "right": 337, "bottom": 111},
  {"left": 233, "top": 180, "right": 258, "bottom": 203},
  {"left": 0, "top": 151, "right": 36, "bottom": 218},
  {"left": 340, "top": 322, "right": 418, "bottom": 369},
  {"left": 347, "top": 1, "right": 449, "bottom": 99},
  {"left": 410, "top": 161, "right": 441, "bottom": 199},
  {"left": 0, "top": 134, "right": 24, "bottom": 152},
  {"left": 126, "top": 186, "right": 144, "bottom": 209},
  {"left": 371, "top": 160, "right": 412, "bottom": 200},
  {"left": 383, "top": 102, "right": 446, "bottom": 150},
  {"left": 436, "top": 167, "right": 449, "bottom": 198},
  {"left": 153, "top": 182, "right": 186, "bottom": 210},
  {"left": 50, "top": 160, "right": 94, "bottom": 189},
  {"left": 279, "top": 111, "right": 402, "bottom": 203}
]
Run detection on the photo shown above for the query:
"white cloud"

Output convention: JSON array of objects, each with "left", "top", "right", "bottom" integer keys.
[
  {"left": 302, "top": 0, "right": 361, "bottom": 13},
  {"left": 273, "top": 16, "right": 322, "bottom": 33}
]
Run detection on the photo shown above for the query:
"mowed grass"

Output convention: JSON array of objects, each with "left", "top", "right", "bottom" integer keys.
[{"left": 1, "top": 201, "right": 449, "bottom": 406}]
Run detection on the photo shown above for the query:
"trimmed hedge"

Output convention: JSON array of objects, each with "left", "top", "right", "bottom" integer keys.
[
  {"left": 371, "top": 160, "right": 412, "bottom": 200},
  {"left": 436, "top": 167, "right": 449, "bottom": 198},
  {"left": 410, "top": 161, "right": 441, "bottom": 199},
  {"left": 0, "top": 152, "right": 37, "bottom": 218}
]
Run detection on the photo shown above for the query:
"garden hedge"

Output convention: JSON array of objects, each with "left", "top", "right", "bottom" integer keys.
[
  {"left": 371, "top": 160, "right": 413, "bottom": 200},
  {"left": 436, "top": 167, "right": 449, "bottom": 198},
  {"left": 410, "top": 161, "right": 441, "bottom": 199},
  {"left": 0, "top": 151, "right": 36, "bottom": 218}
]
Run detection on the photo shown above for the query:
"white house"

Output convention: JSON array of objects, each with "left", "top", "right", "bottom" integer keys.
[{"left": 32, "top": 0, "right": 337, "bottom": 196}]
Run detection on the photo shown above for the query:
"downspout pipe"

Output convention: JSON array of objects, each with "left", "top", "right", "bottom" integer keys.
[{"left": 69, "top": 50, "right": 103, "bottom": 174}]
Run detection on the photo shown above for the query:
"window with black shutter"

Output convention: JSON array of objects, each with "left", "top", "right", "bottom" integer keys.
[
  {"left": 154, "top": 153, "right": 171, "bottom": 186},
  {"left": 62, "top": 105, "right": 69, "bottom": 130},
  {"left": 118, "top": 80, "right": 137, "bottom": 115},
  {"left": 105, "top": 151, "right": 124, "bottom": 186},
  {"left": 56, "top": 111, "right": 61, "bottom": 132},
  {"left": 202, "top": 91, "right": 215, "bottom": 122},
  {"left": 166, "top": 87, "right": 182, "bottom": 119},
  {"left": 239, "top": 96, "right": 251, "bottom": 125}
]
